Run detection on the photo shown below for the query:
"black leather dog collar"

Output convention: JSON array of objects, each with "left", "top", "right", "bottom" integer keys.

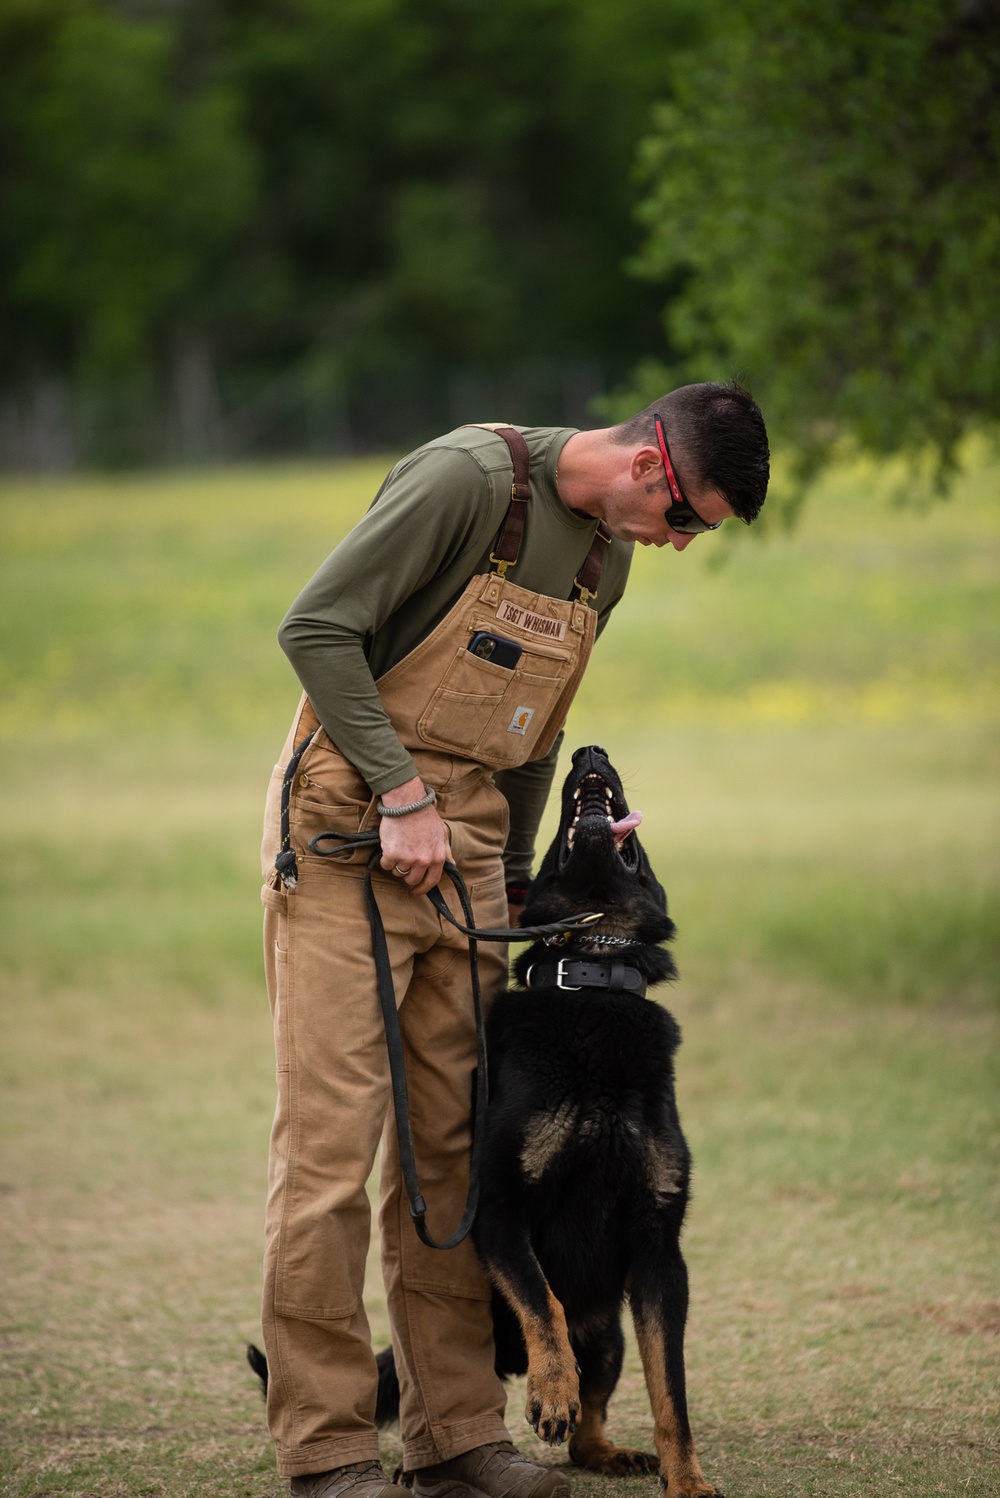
[{"left": 525, "top": 957, "right": 647, "bottom": 997}]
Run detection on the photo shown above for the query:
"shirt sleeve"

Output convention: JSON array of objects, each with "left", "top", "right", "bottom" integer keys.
[{"left": 277, "top": 446, "right": 502, "bottom": 794}]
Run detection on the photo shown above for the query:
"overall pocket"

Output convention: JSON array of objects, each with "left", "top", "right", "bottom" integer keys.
[
  {"left": 416, "top": 646, "right": 510, "bottom": 751},
  {"left": 418, "top": 634, "right": 574, "bottom": 768},
  {"left": 287, "top": 732, "right": 375, "bottom": 865}
]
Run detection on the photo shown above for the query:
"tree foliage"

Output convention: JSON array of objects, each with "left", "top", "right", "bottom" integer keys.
[
  {"left": 0, "top": 0, "right": 706, "bottom": 401},
  {"left": 0, "top": 0, "right": 254, "bottom": 377},
  {"left": 632, "top": 0, "right": 1000, "bottom": 492}
]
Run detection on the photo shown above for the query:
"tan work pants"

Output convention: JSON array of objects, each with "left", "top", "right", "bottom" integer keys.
[{"left": 260, "top": 735, "right": 511, "bottom": 1478}]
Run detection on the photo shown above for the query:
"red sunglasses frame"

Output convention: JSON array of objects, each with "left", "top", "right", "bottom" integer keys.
[{"left": 654, "top": 415, "right": 722, "bottom": 534}]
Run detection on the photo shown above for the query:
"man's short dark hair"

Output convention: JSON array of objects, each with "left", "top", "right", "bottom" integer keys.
[{"left": 613, "top": 380, "right": 770, "bottom": 523}]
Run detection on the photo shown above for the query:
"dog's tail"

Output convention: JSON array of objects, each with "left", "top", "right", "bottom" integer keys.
[
  {"left": 246, "top": 1342, "right": 401, "bottom": 1427},
  {"left": 375, "top": 1345, "right": 401, "bottom": 1425},
  {"left": 247, "top": 1342, "right": 268, "bottom": 1398}
]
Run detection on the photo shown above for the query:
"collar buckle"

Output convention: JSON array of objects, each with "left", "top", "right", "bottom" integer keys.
[{"left": 555, "top": 958, "right": 581, "bottom": 990}]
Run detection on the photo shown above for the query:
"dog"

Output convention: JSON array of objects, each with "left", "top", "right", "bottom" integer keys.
[
  {"left": 251, "top": 744, "right": 720, "bottom": 1497},
  {"left": 456, "top": 744, "right": 719, "bottom": 1497}
]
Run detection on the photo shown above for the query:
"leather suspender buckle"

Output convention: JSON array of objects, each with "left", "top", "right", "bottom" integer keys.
[{"left": 489, "top": 552, "right": 514, "bottom": 578}]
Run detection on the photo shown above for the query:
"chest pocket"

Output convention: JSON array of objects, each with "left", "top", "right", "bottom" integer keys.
[{"left": 417, "top": 631, "right": 576, "bottom": 769}]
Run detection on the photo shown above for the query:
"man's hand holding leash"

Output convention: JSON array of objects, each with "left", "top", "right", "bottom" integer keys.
[
  {"left": 378, "top": 774, "right": 451, "bottom": 896},
  {"left": 377, "top": 778, "right": 529, "bottom": 928}
]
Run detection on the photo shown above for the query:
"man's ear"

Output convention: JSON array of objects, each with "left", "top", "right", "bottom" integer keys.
[{"left": 630, "top": 445, "right": 664, "bottom": 482}]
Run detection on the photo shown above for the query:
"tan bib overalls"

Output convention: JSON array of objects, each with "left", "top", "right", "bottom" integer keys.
[{"left": 259, "top": 429, "right": 608, "bottom": 1478}]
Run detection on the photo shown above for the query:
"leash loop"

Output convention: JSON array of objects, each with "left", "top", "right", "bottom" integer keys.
[
  {"left": 294, "top": 825, "right": 600, "bottom": 1249},
  {"left": 308, "top": 826, "right": 603, "bottom": 943},
  {"left": 360, "top": 839, "right": 485, "bottom": 1250}
]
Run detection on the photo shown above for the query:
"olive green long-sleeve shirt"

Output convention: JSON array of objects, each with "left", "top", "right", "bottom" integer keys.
[{"left": 278, "top": 424, "right": 633, "bottom": 880}]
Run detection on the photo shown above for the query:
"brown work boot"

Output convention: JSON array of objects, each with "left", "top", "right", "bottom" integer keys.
[
  {"left": 410, "top": 1441, "right": 570, "bottom": 1498},
  {"left": 291, "top": 1459, "right": 400, "bottom": 1498}
]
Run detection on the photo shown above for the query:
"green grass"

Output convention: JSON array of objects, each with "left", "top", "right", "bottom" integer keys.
[{"left": 1, "top": 445, "right": 998, "bottom": 1496}]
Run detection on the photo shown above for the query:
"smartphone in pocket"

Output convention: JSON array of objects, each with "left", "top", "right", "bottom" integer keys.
[{"left": 467, "top": 631, "right": 522, "bottom": 669}]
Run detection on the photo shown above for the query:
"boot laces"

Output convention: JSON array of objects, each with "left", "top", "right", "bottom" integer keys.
[
  {"left": 344, "top": 1462, "right": 387, "bottom": 1486},
  {"left": 477, "top": 1443, "right": 531, "bottom": 1473}
]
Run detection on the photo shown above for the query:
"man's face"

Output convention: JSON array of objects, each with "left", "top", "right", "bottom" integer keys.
[{"left": 602, "top": 446, "right": 734, "bottom": 550}]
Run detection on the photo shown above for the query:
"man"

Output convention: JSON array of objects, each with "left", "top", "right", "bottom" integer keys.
[{"left": 259, "top": 381, "right": 768, "bottom": 1498}]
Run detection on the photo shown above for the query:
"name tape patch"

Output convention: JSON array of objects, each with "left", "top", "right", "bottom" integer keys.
[
  {"left": 495, "top": 601, "right": 567, "bottom": 641},
  {"left": 507, "top": 706, "right": 535, "bottom": 736}
]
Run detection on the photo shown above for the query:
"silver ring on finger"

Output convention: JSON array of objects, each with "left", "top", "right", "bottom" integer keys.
[{"left": 393, "top": 864, "right": 412, "bottom": 876}]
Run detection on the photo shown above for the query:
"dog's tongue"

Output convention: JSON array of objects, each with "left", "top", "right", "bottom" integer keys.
[{"left": 610, "top": 809, "right": 642, "bottom": 846}]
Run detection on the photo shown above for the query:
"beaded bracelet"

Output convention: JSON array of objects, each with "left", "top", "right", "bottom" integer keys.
[{"left": 376, "top": 785, "right": 437, "bottom": 818}]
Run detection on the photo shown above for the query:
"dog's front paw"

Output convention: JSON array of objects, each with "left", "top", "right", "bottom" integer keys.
[{"left": 524, "top": 1365, "right": 580, "bottom": 1446}]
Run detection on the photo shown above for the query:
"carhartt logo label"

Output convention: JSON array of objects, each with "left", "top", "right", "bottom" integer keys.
[
  {"left": 507, "top": 706, "right": 535, "bottom": 735},
  {"left": 495, "top": 601, "right": 567, "bottom": 641}
]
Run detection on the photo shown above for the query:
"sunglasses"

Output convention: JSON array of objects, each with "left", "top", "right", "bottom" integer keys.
[{"left": 654, "top": 415, "right": 722, "bottom": 535}]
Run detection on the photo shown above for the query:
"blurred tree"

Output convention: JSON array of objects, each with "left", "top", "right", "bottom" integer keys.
[
  {"left": 214, "top": 0, "right": 707, "bottom": 373},
  {"left": 0, "top": 0, "right": 254, "bottom": 379},
  {"left": 0, "top": 0, "right": 709, "bottom": 459},
  {"left": 630, "top": 0, "right": 1000, "bottom": 499}
]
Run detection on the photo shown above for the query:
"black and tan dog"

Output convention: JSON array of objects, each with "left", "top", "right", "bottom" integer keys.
[
  {"left": 458, "top": 743, "right": 720, "bottom": 1498},
  {"left": 251, "top": 744, "right": 720, "bottom": 1496}
]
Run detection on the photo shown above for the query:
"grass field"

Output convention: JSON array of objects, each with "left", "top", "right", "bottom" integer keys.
[{"left": 1, "top": 443, "right": 998, "bottom": 1497}]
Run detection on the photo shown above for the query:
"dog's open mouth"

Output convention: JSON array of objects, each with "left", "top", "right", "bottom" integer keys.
[{"left": 561, "top": 771, "right": 642, "bottom": 871}]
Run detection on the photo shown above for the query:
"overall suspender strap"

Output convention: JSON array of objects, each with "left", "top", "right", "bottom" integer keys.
[
  {"left": 481, "top": 424, "right": 612, "bottom": 603},
  {"left": 574, "top": 522, "right": 611, "bottom": 604},
  {"left": 486, "top": 425, "right": 531, "bottom": 577}
]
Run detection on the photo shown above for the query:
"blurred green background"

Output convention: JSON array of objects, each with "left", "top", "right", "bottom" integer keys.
[
  {"left": 2, "top": 0, "right": 997, "bottom": 483},
  {"left": 2, "top": 1, "right": 999, "bottom": 1494}
]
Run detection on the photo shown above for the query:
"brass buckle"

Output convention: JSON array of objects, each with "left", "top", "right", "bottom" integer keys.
[{"left": 490, "top": 553, "right": 514, "bottom": 579}]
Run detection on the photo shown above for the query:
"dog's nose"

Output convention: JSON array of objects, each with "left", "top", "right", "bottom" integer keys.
[{"left": 572, "top": 744, "right": 609, "bottom": 764}]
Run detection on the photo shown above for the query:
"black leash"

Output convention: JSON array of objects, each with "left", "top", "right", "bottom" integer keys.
[
  {"left": 307, "top": 825, "right": 601, "bottom": 1250},
  {"left": 273, "top": 733, "right": 602, "bottom": 1250}
]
